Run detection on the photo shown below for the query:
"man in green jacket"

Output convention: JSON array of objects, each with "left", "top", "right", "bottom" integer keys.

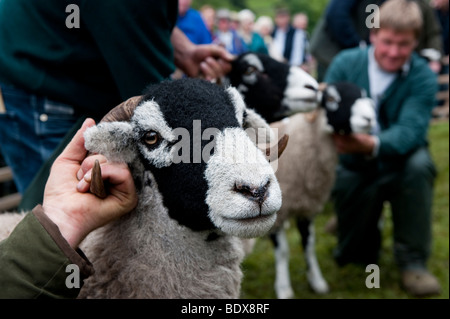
[{"left": 324, "top": 0, "right": 440, "bottom": 297}]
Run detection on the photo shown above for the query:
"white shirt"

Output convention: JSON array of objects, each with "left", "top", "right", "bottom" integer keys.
[
  {"left": 289, "top": 29, "right": 306, "bottom": 66},
  {"left": 368, "top": 46, "right": 397, "bottom": 111},
  {"left": 367, "top": 46, "right": 410, "bottom": 156},
  {"left": 272, "top": 28, "right": 287, "bottom": 61}
]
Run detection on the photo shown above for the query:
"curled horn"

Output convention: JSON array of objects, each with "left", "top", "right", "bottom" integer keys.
[
  {"left": 89, "top": 95, "right": 142, "bottom": 198},
  {"left": 100, "top": 95, "right": 142, "bottom": 123},
  {"left": 265, "top": 134, "right": 289, "bottom": 162},
  {"left": 90, "top": 159, "right": 107, "bottom": 199}
]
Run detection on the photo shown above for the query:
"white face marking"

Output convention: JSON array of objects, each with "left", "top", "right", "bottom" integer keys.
[
  {"left": 324, "top": 85, "right": 341, "bottom": 112},
  {"left": 350, "top": 98, "right": 377, "bottom": 134},
  {"left": 237, "top": 83, "right": 249, "bottom": 94},
  {"left": 205, "top": 128, "right": 281, "bottom": 238},
  {"left": 132, "top": 101, "right": 176, "bottom": 168},
  {"left": 227, "top": 86, "right": 246, "bottom": 127},
  {"left": 242, "top": 53, "right": 264, "bottom": 85},
  {"left": 281, "top": 67, "right": 319, "bottom": 115},
  {"left": 242, "top": 53, "right": 264, "bottom": 72}
]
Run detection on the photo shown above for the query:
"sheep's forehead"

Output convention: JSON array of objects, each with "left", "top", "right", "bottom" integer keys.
[
  {"left": 242, "top": 53, "right": 264, "bottom": 72},
  {"left": 324, "top": 85, "right": 342, "bottom": 112},
  {"left": 135, "top": 89, "right": 245, "bottom": 134}
]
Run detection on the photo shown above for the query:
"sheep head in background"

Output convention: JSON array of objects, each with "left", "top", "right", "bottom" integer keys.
[
  {"left": 319, "top": 81, "right": 377, "bottom": 135},
  {"left": 84, "top": 78, "right": 284, "bottom": 239},
  {"left": 227, "top": 52, "right": 319, "bottom": 123}
]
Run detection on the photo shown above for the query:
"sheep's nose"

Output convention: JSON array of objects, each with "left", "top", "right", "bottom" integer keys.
[
  {"left": 363, "top": 116, "right": 373, "bottom": 126},
  {"left": 234, "top": 181, "right": 270, "bottom": 204}
]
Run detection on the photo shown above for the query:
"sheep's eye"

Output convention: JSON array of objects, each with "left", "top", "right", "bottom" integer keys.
[
  {"left": 327, "top": 96, "right": 336, "bottom": 103},
  {"left": 305, "top": 84, "right": 317, "bottom": 91},
  {"left": 143, "top": 131, "right": 159, "bottom": 145},
  {"left": 244, "top": 66, "right": 258, "bottom": 76}
]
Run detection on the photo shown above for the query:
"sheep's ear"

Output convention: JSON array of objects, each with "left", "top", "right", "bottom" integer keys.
[{"left": 84, "top": 122, "right": 136, "bottom": 163}]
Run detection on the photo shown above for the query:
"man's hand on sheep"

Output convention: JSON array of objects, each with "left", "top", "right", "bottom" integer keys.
[
  {"left": 171, "top": 27, "right": 234, "bottom": 82},
  {"left": 42, "top": 118, "right": 138, "bottom": 249},
  {"left": 332, "top": 133, "right": 376, "bottom": 156}
]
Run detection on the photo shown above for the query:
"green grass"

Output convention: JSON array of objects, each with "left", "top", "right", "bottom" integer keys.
[{"left": 240, "top": 121, "right": 449, "bottom": 299}]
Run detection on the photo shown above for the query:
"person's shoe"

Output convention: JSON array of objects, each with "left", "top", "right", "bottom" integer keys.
[{"left": 401, "top": 269, "right": 441, "bottom": 297}]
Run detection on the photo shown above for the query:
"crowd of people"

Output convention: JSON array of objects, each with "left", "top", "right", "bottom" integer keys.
[
  {"left": 0, "top": 0, "right": 448, "bottom": 299},
  {"left": 177, "top": 0, "right": 313, "bottom": 69}
]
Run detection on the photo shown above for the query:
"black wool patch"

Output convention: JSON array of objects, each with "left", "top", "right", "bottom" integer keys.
[
  {"left": 322, "top": 82, "right": 363, "bottom": 135},
  {"left": 140, "top": 79, "right": 242, "bottom": 232},
  {"left": 229, "top": 53, "right": 290, "bottom": 123}
]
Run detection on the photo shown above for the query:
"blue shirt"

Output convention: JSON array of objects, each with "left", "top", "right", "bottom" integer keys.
[{"left": 177, "top": 8, "right": 212, "bottom": 45}]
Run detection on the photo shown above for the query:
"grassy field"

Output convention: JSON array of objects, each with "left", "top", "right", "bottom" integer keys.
[{"left": 240, "top": 120, "right": 449, "bottom": 299}]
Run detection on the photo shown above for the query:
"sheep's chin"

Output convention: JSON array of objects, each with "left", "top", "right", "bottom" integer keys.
[
  {"left": 211, "top": 211, "right": 278, "bottom": 238},
  {"left": 277, "top": 100, "right": 317, "bottom": 119}
]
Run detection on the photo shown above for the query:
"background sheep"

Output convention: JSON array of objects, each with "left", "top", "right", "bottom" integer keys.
[
  {"left": 227, "top": 52, "right": 319, "bottom": 122},
  {"left": 268, "top": 82, "right": 377, "bottom": 298}
]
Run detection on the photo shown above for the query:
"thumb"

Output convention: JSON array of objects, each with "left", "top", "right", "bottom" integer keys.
[{"left": 58, "top": 118, "right": 96, "bottom": 164}]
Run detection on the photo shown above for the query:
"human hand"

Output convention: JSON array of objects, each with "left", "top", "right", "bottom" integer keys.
[
  {"left": 43, "top": 118, "right": 137, "bottom": 248},
  {"left": 183, "top": 44, "right": 235, "bottom": 81},
  {"left": 428, "top": 60, "right": 442, "bottom": 74},
  {"left": 332, "top": 133, "right": 376, "bottom": 155},
  {"left": 171, "top": 27, "right": 234, "bottom": 82}
]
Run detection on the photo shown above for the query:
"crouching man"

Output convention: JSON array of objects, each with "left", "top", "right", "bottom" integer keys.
[{"left": 325, "top": 0, "right": 440, "bottom": 297}]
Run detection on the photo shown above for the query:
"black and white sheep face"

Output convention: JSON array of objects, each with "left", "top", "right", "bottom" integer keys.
[
  {"left": 321, "top": 82, "right": 377, "bottom": 135},
  {"left": 228, "top": 52, "right": 319, "bottom": 123},
  {"left": 84, "top": 78, "right": 282, "bottom": 238}
]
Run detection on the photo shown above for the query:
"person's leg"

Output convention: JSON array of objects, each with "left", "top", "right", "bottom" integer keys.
[
  {"left": 0, "top": 84, "right": 78, "bottom": 193},
  {"left": 389, "top": 147, "right": 436, "bottom": 269},
  {"left": 388, "top": 147, "right": 440, "bottom": 296},
  {"left": 332, "top": 165, "right": 385, "bottom": 266}
]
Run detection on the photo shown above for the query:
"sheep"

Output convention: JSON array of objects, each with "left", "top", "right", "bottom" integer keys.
[
  {"left": 226, "top": 52, "right": 319, "bottom": 122},
  {"left": 72, "top": 77, "right": 292, "bottom": 299},
  {"left": 267, "top": 82, "right": 377, "bottom": 298}
]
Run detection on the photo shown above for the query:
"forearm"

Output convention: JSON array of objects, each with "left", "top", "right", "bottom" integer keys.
[
  {"left": 171, "top": 27, "right": 196, "bottom": 72},
  {"left": 0, "top": 206, "right": 93, "bottom": 299}
]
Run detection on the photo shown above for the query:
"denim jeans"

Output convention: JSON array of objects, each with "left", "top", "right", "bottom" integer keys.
[{"left": 0, "top": 83, "right": 79, "bottom": 193}]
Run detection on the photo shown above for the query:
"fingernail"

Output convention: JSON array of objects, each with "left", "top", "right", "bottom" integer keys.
[
  {"left": 76, "top": 168, "right": 84, "bottom": 181},
  {"left": 84, "top": 171, "right": 92, "bottom": 182},
  {"left": 77, "top": 179, "right": 87, "bottom": 191}
]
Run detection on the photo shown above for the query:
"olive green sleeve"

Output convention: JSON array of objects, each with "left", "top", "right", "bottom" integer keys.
[{"left": 0, "top": 205, "right": 93, "bottom": 299}]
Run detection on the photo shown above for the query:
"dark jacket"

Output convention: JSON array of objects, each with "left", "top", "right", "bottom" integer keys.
[
  {"left": 272, "top": 26, "right": 296, "bottom": 62},
  {"left": 0, "top": 0, "right": 177, "bottom": 121}
]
